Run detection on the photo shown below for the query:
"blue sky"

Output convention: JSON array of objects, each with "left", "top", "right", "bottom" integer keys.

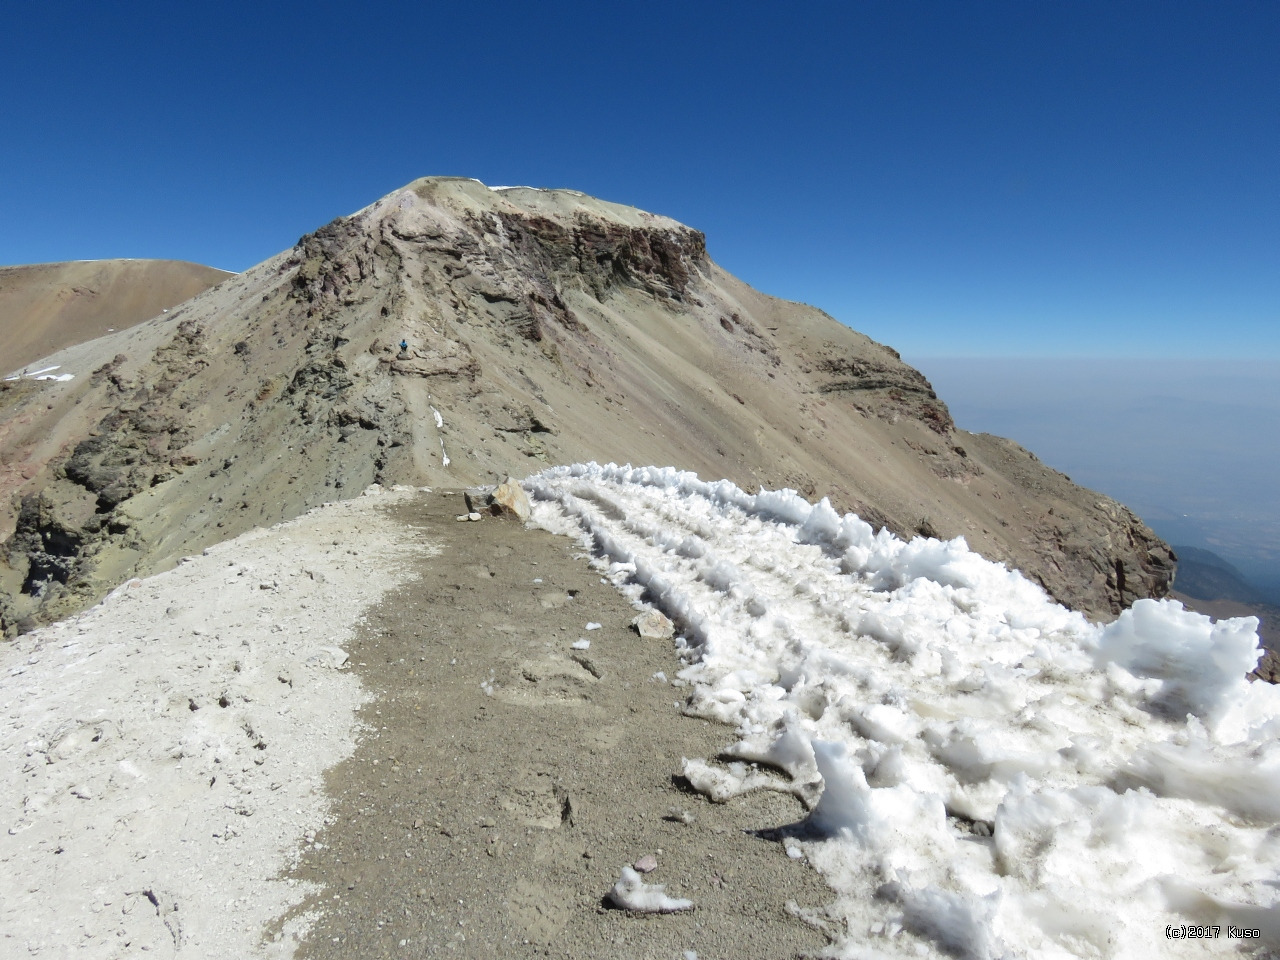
[{"left": 3, "top": 1, "right": 1276, "bottom": 359}]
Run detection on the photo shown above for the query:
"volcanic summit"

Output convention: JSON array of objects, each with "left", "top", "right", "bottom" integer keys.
[{"left": 0, "top": 177, "right": 1173, "bottom": 633}]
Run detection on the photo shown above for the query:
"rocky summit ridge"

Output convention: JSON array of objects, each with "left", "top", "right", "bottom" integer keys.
[{"left": 0, "top": 177, "right": 1173, "bottom": 634}]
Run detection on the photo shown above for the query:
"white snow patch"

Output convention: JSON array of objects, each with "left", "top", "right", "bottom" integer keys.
[
  {"left": 527, "top": 462, "right": 1280, "bottom": 960},
  {"left": 571, "top": 639, "right": 591, "bottom": 650},
  {"left": 607, "top": 865, "right": 694, "bottom": 913},
  {"left": 6, "top": 364, "right": 74, "bottom": 383}
]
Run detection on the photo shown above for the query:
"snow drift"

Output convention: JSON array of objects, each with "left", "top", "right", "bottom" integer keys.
[{"left": 527, "top": 463, "right": 1280, "bottom": 960}]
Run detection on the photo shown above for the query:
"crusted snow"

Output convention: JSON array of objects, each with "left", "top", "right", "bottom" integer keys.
[
  {"left": 429, "top": 406, "right": 449, "bottom": 465},
  {"left": 607, "top": 865, "right": 694, "bottom": 913},
  {"left": 526, "top": 462, "right": 1280, "bottom": 960}
]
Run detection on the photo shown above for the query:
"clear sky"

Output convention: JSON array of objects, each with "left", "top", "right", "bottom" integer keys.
[{"left": 3, "top": 1, "right": 1276, "bottom": 359}]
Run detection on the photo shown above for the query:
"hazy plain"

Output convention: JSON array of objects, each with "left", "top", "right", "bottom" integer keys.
[{"left": 912, "top": 357, "right": 1280, "bottom": 602}]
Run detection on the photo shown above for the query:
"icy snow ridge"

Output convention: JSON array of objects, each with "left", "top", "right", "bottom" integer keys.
[{"left": 527, "top": 463, "right": 1280, "bottom": 960}]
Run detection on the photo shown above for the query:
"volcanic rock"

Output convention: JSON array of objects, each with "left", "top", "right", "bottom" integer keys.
[
  {"left": 489, "top": 477, "right": 532, "bottom": 521},
  {"left": 0, "top": 177, "right": 1173, "bottom": 634},
  {"left": 633, "top": 611, "right": 676, "bottom": 640}
]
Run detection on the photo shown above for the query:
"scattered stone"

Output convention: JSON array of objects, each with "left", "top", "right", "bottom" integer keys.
[
  {"left": 632, "top": 610, "right": 675, "bottom": 639},
  {"left": 570, "top": 653, "right": 604, "bottom": 679},
  {"left": 633, "top": 854, "right": 658, "bottom": 873},
  {"left": 488, "top": 477, "right": 531, "bottom": 522},
  {"left": 467, "top": 512, "right": 482, "bottom": 522},
  {"left": 307, "top": 646, "right": 349, "bottom": 669}
]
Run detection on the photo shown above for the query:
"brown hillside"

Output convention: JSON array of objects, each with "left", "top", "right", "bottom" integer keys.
[
  {"left": 1, "top": 258, "right": 231, "bottom": 373},
  {"left": 0, "top": 178, "right": 1172, "bottom": 634}
]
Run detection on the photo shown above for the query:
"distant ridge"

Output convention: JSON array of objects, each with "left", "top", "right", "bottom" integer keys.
[
  {"left": 1171, "top": 544, "right": 1266, "bottom": 605},
  {"left": 0, "top": 177, "right": 1173, "bottom": 633},
  {"left": 1, "top": 259, "right": 232, "bottom": 373}
]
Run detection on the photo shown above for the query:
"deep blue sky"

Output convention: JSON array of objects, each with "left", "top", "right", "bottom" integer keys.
[{"left": 2, "top": 1, "right": 1276, "bottom": 357}]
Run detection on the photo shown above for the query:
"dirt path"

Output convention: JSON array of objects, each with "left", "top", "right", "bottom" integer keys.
[{"left": 274, "top": 491, "right": 831, "bottom": 959}]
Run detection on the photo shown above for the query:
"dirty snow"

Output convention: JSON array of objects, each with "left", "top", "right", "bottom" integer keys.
[
  {"left": 0, "top": 488, "right": 436, "bottom": 959},
  {"left": 526, "top": 463, "right": 1280, "bottom": 960}
]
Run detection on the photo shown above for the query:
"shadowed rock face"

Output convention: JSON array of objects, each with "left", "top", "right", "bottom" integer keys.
[{"left": 0, "top": 177, "right": 1173, "bottom": 634}]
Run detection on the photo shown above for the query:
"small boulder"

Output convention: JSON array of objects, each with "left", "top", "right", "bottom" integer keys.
[
  {"left": 632, "top": 610, "right": 674, "bottom": 640},
  {"left": 489, "top": 477, "right": 531, "bottom": 521}
]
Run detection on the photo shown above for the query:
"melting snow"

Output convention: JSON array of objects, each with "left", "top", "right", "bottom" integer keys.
[
  {"left": 607, "top": 865, "right": 694, "bottom": 913},
  {"left": 527, "top": 463, "right": 1280, "bottom": 960},
  {"left": 429, "top": 406, "right": 450, "bottom": 466},
  {"left": 6, "top": 364, "right": 74, "bottom": 383}
]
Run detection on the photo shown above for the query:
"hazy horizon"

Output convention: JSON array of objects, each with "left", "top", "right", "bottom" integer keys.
[{"left": 910, "top": 356, "right": 1280, "bottom": 602}]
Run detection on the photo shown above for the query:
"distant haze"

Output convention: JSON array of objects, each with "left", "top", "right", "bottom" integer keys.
[{"left": 911, "top": 358, "right": 1280, "bottom": 601}]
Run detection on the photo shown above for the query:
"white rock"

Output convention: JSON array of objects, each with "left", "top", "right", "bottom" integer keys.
[
  {"left": 632, "top": 610, "right": 674, "bottom": 639},
  {"left": 307, "top": 646, "right": 349, "bottom": 669}
]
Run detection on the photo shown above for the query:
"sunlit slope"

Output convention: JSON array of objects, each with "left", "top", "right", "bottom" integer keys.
[
  {"left": 1, "top": 259, "right": 232, "bottom": 373},
  {"left": 0, "top": 178, "right": 1171, "bottom": 634}
]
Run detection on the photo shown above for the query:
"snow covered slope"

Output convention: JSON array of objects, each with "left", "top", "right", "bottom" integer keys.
[{"left": 528, "top": 464, "right": 1280, "bottom": 960}]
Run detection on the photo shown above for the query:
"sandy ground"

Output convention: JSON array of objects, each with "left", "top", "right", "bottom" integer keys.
[
  {"left": 1, "top": 488, "right": 831, "bottom": 959},
  {"left": 0, "top": 487, "right": 435, "bottom": 958},
  {"left": 276, "top": 491, "right": 830, "bottom": 960}
]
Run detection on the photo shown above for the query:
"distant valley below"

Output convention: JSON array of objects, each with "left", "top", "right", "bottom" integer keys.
[{"left": 914, "top": 356, "right": 1280, "bottom": 652}]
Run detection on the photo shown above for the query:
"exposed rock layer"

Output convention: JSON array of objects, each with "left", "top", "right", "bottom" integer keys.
[{"left": 0, "top": 178, "right": 1173, "bottom": 633}]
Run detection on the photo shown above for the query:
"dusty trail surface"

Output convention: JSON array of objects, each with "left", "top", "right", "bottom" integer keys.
[
  {"left": 280, "top": 491, "right": 830, "bottom": 960},
  {"left": 0, "top": 488, "right": 434, "bottom": 959}
]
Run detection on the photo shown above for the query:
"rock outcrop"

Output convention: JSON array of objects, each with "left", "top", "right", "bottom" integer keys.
[{"left": 0, "top": 177, "right": 1173, "bottom": 634}]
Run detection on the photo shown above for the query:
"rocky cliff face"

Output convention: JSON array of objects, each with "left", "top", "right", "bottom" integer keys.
[{"left": 0, "top": 177, "right": 1173, "bottom": 634}]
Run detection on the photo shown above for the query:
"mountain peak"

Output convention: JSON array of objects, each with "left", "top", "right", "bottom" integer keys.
[{"left": 0, "top": 180, "right": 1172, "bottom": 633}]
